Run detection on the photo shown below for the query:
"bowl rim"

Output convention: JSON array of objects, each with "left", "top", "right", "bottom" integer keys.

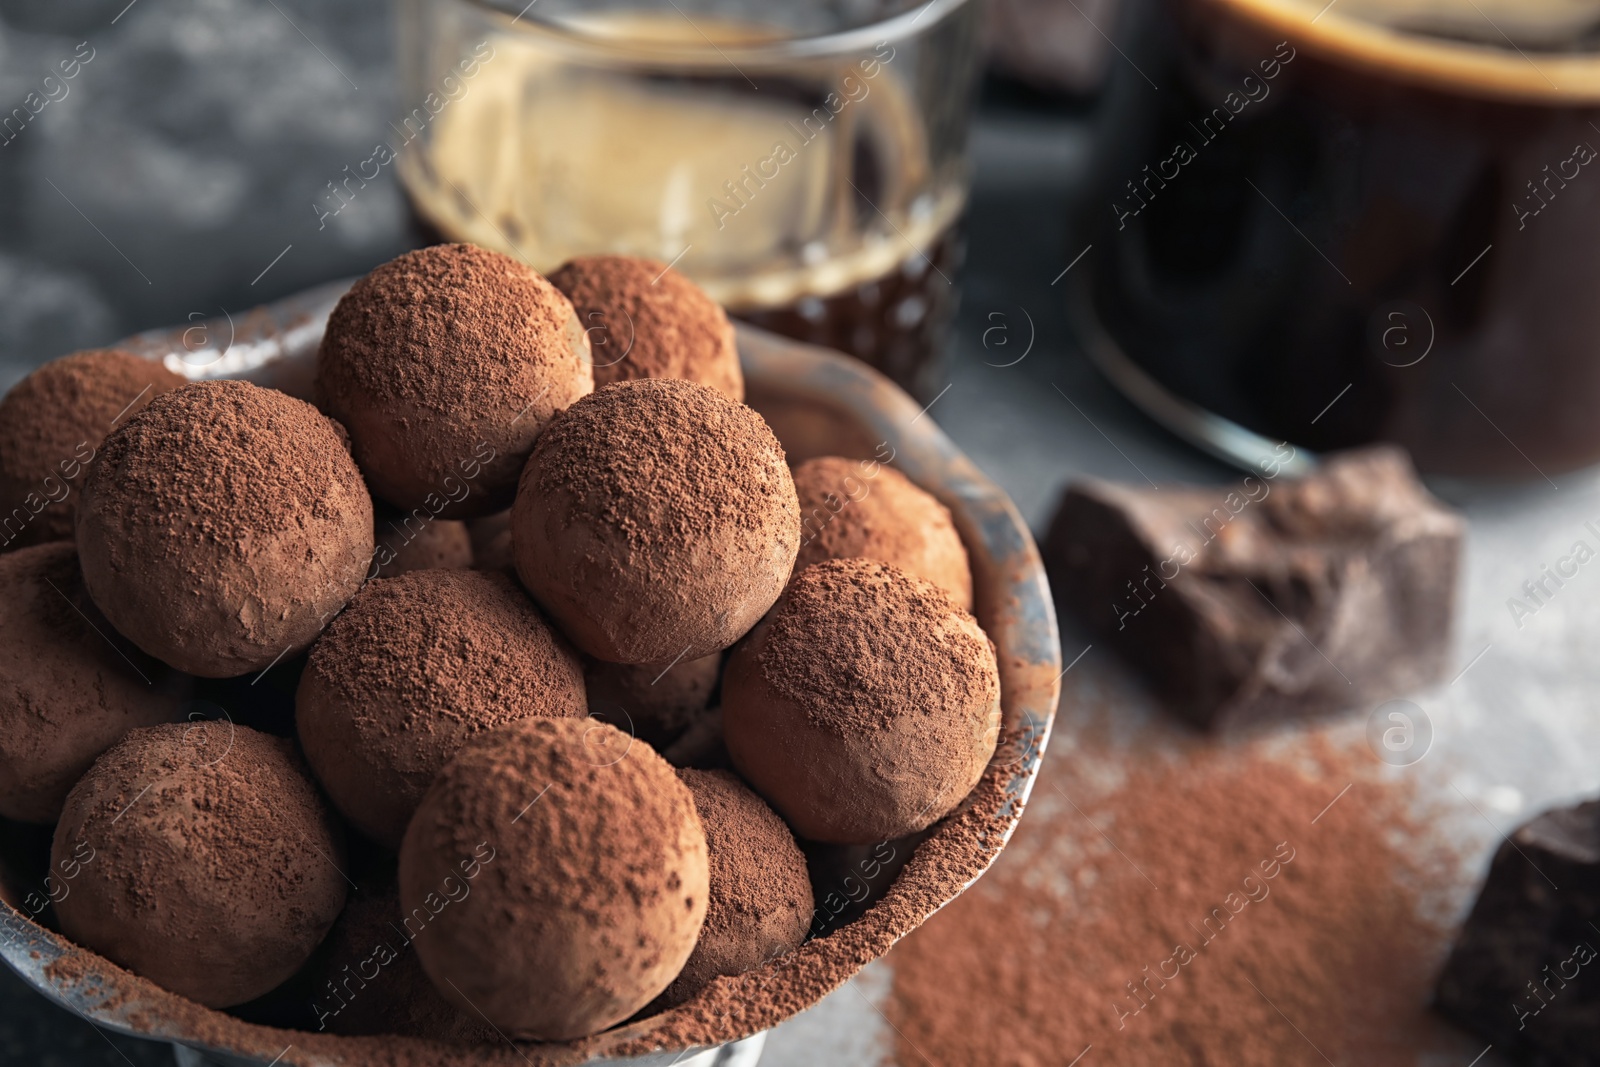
[{"left": 0, "top": 283, "right": 1060, "bottom": 1066}]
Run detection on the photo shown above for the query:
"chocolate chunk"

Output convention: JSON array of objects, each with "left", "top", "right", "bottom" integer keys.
[
  {"left": 1043, "top": 447, "right": 1462, "bottom": 730},
  {"left": 1435, "top": 799, "right": 1600, "bottom": 1063}
]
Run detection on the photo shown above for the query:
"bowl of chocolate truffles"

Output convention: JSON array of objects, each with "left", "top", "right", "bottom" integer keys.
[{"left": 0, "top": 244, "right": 1060, "bottom": 1066}]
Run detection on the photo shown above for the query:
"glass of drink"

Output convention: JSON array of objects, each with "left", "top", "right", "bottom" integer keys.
[
  {"left": 1077, "top": 0, "right": 1600, "bottom": 477},
  {"left": 394, "top": 0, "right": 984, "bottom": 399}
]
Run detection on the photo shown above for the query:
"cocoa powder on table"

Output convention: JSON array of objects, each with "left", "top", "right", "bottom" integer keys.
[{"left": 886, "top": 726, "right": 1475, "bottom": 1066}]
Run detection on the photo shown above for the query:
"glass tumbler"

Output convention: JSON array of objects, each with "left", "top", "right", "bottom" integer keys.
[{"left": 393, "top": 0, "right": 985, "bottom": 399}]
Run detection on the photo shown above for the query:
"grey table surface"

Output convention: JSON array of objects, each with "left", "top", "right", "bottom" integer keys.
[{"left": 2, "top": 1, "right": 1597, "bottom": 1065}]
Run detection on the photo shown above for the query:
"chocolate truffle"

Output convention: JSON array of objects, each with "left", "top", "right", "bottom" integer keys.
[
  {"left": 585, "top": 653, "right": 721, "bottom": 748},
  {"left": 549, "top": 254, "right": 743, "bottom": 401},
  {"left": 311, "top": 879, "right": 496, "bottom": 1042},
  {"left": 657, "top": 769, "right": 812, "bottom": 1007},
  {"left": 399, "top": 717, "right": 709, "bottom": 1040},
  {"left": 52, "top": 723, "right": 347, "bottom": 1008},
  {"left": 792, "top": 455, "right": 973, "bottom": 610},
  {"left": 467, "top": 509, "right": 514, "bottom": 572},
  {"left": 723, "top": 558, "right": 1001, "bottom": 844},
  {"left": 316, "top": 244, "right": 593, "bottom": 518},
  {"left": 0, "top": 348, "right": 184, "bottom": 551},
  {"left": 296, "top": 569, "right": 586, "bottom": 848},
  {"left": 372, "top": 505, "right": 473, "bottom": 578},
  {"left": 75, "top": 380, "right": 373, "bottom": 677},
  {"left": 0, "top": 543, "right": 179, "bottom": 822},
  {"left": 514, "top": 378, "right": 799, "bottom": 664}
]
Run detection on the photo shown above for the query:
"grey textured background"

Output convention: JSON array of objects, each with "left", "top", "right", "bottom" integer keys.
[{"left": 0, "top": 0, "right": 422, "bottom": 393}]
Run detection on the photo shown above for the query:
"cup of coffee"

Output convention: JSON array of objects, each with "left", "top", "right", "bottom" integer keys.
[
  {"left": 1075, "top": 0, "right": 1600, "bottom": 478},
  {"left": 392, "top": 0, "right": 984, "bottom": 400}
]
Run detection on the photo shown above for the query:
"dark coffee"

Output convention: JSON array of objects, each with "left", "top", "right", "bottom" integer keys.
[{"left": 1080, "top": 0, "right": 1600, "bottom": 477}]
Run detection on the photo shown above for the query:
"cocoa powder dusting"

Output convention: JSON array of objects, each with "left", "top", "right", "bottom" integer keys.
[
  {"left": 758, "top": 558, "right": 996, "bottom": 738},
  {"left": 655, "top": 769, "right": 812, "bottom": 1008},
  {"left": 723, "top": 557, "right": 1002, "bottom": 842},
  {"left": 548, "top": 255, "right": 743, "bottom": 401},
  {"left": 0, "top": 542, "right": 179, "bottom": 823},
  {"left": 50, "top": 723, "right": 347, "bottom": 1009},
  {"left": 89, "top": 380, "right": 363, "bottom": 544},
  {"left": 315, "top": 243, "right": 593, "bottom": 516},
  {"left": 886, "top": 728, "right": 1473, "bottom": 1066},
  {"left": 791, "top": 456, "right": 973, "bottom": 610},
  {"left": 27, "top": 722, "right": 1018, "bottom": 1067},
  {"left": 296, "top": 569, "right": 586, "bottom": 848},
  {"left": 74, "top": 379, "right": 373, "bottom": 678},
  {"left": 311, "top": 878, "right": 496, "bottom": 1044},
  {"left": 398, "top": 717, "right": 708, "bottom": 1040},
  {"left": 0, "top": 348, "right": 185, "bottom": 549},
  {"left": 515, "top": 378, "right": 798, "bottom": 663},
  {"left": 525, "top": 379, "right": 790, "bottom": 543}
]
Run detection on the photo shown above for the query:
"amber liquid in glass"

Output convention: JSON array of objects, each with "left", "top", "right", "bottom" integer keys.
[{"left": 400, "top": 11, "right": 969, "bottom": 397}]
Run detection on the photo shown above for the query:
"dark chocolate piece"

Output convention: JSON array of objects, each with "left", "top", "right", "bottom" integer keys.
[
  {"left": 1043, "top": 447, "right": 1462, "bottom": 730},
  {"left": 1435, "top": 799, "right": 1600, "bottom": 1064}
]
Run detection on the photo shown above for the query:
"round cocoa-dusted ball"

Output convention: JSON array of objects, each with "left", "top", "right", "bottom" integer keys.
[
  {"left": 549, "top": 255, "right": 743, "bottom": 401},
  {"left": 792, "top": 455, "right": 973, "bottom": 610},
  {"left": 585, "top": 652, "right": 721, "bottom": 748},
  {"left": 316, "top": 244, "right": 593, "bottom": 518},
  {"left": 75, "top": 380, "right": 373, "bottom": 678},
  {"left": 0, "top": 349, "right": 184, "bottom": 550},
  {"left": 723, "top": 558, "right": 1001, "bottom": 844},
  {"left": 514, "top": 378, "right": 799, "bottom": 664},
  {"left": 467, "top": 509, "right": 514, "bottom": 572},
  {"left": 0, "top": 543, "right": 179, "bottom": 822},
  {"left": 657, "top": 769, "right": 812, "bottom": 1007},
  {"left": 296, "top": 569, "right": 586, "bottom": 848},
  {"left": 372, "top": 507, "right": 473, "bottom": 578},
  {"left": 399, "top": 717, "right": 709, "bottom": 1040},
  {"left": 52, "top": 723, "right": 347, "bottom": 1007},
  {"left": 312, "top": 879, "right": 496, "bottom": 1042}
]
